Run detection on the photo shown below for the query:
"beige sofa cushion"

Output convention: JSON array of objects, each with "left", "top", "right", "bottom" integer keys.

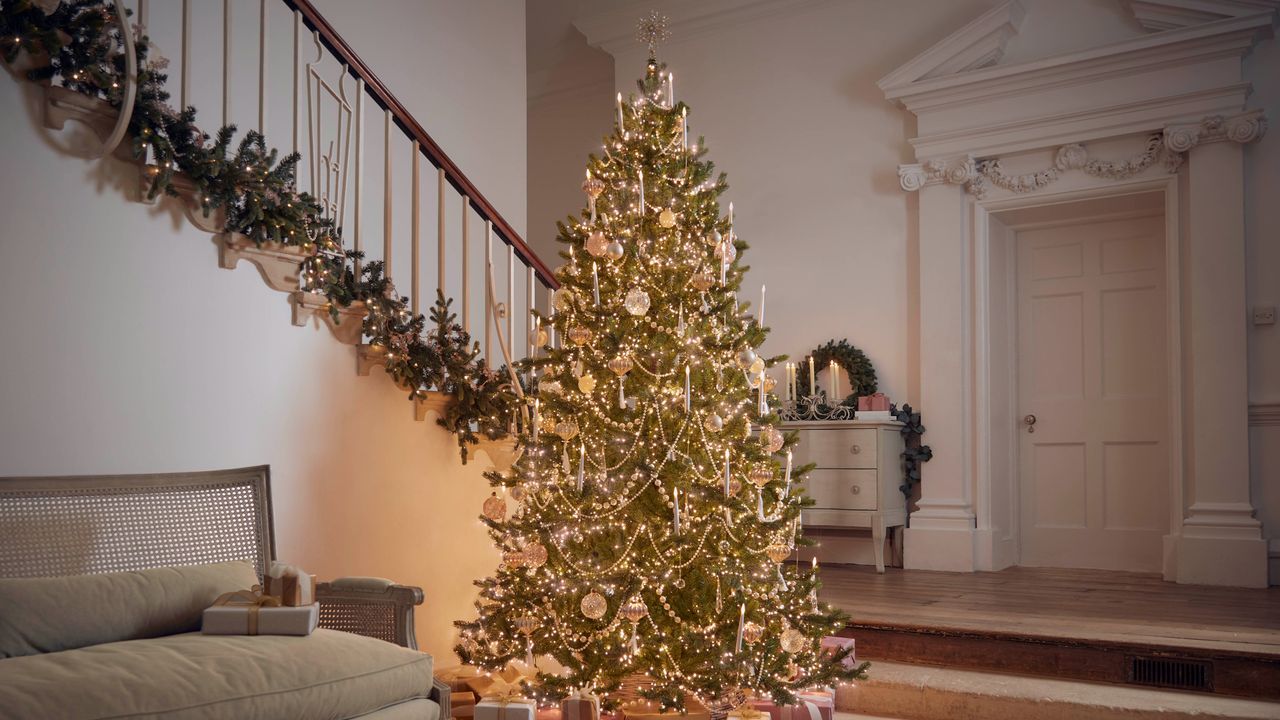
[
  {"left": 0, "top": 628, "right": 435, "bottom": 719},
  {"left": 0, "top": 560, "right": 258, "bottom": 658}
]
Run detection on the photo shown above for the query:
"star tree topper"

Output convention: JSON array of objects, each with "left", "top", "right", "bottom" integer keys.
[{"left": 636, "top": 10, "right": 670, "bottom": 59}]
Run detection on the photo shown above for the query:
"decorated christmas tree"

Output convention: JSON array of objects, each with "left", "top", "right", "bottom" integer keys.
[{"left": 456, "top": 16, "right": 867, "bottom": 712}]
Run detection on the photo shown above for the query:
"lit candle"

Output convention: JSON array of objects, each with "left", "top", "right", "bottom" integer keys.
[
  {"left": 759, "top": 285, "right": 766, "bottom": 327},
  {"left": 808, "top": 356, "right": 816, "bottom": 398},
  {"left": 616, "top": 92, "right": 624, "bottom": 132},
  {"left": 638, "top": 170, "right": 645, "bottom": 215},
  {"left": 830, "top": 360, "right": 839, "bottom": 400},
  {"left": 758, "top": 371, "right": 766, "bottom": 416},
  {"left": 724, "top": 449, "right": 731, "bottom": 496},
  {"left": 577, "top": 444, "right": 585, "bottom": 491},
  {"left": 667, "top": 71, "right": 674, "bottom": 107},
  {"left": 673, "top": 487, "right": 681, "bottom": 535},
  {"left": 685, "top": 364, "right": 691, "bottom": 413},
  {"left": 811, "top": 557, "right": 819, "bottom": 611},
  {"left": 784, "top": 450, "right": 792, "bottom": 486},
  {"left": 736, "top": 603, "right": 745, "bottom": 653},
  {"left": 729, "top": 202, "right": 734, "bottom": 238},
  {"left": 592, "top": 262, "right": 601, "bottom": 306},
  {"left": 549, "top": 290, "right": 557, "bottom": 347},
  {"left": 681, "top": 107, "right": 688, "bottom": 149},
  {"left": 533, "top": 398, "right": 540, "bottom": 441}
]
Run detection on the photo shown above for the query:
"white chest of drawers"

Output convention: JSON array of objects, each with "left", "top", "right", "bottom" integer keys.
[{"left": 783, "top": 419, "right": 906, "bottom": 572}]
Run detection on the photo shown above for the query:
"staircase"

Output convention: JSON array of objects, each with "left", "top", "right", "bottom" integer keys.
[{"left": 5, "top": 0, "right": 555, "bottom": 470}]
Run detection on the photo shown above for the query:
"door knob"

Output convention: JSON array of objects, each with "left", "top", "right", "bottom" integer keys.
[{"left": 1024, "top": 414, "right": 1037, "bottom": 433}]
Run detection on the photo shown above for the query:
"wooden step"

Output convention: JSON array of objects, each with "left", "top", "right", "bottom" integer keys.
[
  {"left": 842, "top": 620, "right": 1280, "bottom": 701},
  {"left": 835, "top": 661, "right": 1280, "bottom": 720}
]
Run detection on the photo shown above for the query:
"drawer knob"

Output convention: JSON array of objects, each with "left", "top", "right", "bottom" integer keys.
[
  {"left": 851, "top": 484, "right": 861, "bottom": 495},
  {"left": 851, "top": 444, "right": 862, "bottom": 455}
]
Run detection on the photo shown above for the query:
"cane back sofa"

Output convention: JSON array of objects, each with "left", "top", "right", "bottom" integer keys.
[{"left": 0, "top": 465, "right": 450, "bottom": 719}]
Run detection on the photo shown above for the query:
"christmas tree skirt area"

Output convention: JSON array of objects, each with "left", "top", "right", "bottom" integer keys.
[{"left": 836, "top": 661, "right": 1280, "bottom": 720}]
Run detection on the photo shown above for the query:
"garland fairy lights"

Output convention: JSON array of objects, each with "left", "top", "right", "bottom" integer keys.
[{"left": 0, "top": 0, "right": 519, "bottom": 460}]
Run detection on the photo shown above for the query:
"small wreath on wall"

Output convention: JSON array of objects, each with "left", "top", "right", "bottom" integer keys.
[{"left": 797, "top": 339, "right": 878, "bottom": 406}]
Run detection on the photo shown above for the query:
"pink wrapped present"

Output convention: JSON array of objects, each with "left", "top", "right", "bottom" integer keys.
[
  {"left": 561, "top": 690, "right": 600, "bottom": 720},
  {"left": 792, "top": 694, "right": 832, "bottom": 720},
  {"left": 856, "top": 393, "right": 889, "bottom": 412},
  {"left": 537, "top": 708, "right": 562, "bottom": 720},
  {"left": 746, "top": 699, "right": 781, "bottom": 720},
  {"left": 781, "top": 700, "right": 825, "bottom": 720},
  {"left": 819, "top": 636, "right": 857, "bottom": 669}
]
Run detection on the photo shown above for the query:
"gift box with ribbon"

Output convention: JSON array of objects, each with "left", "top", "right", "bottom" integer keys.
[
  {"left": 856, "top": 393, "right": 890, "bottom": 412},
  {"left": 438, "top": 665, "right": 485, "bottom": 693},
  {"left": 818, "top": 636, "right": 857, "bottom": 669},
  {"left": 201, "top": 585, "right": 318, "bottom": 636},
  {"left": 780, "top": 700, "right": 824, "bottom": 720},
  {"left": 744, "top": 699, "right": 782, "bottom": 720},
  {"left": 560, "top": 689, "right": 600, "bottom": 720},
  {"left": 265, "top": 561, "right": 316, "bottom": 607},
  {"left": 475, "top": 689, "right": 537, "bottom": 720},
  {"left": 792, "top": 693, "right": 833, "bottom": 720}
]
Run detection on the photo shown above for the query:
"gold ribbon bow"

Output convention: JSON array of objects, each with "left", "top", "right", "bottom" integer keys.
[
  {"left": 569, "top": 688, "right": 598, "bottom": 702},
  {"left": 731, "top": 705, "right": 767, "bottom": 720},
  {"left": 481, "top": 687, "right": 529, "bottom": 720},
  {"left": 211, "top": 585, "right": 282, "bottom": 635}
]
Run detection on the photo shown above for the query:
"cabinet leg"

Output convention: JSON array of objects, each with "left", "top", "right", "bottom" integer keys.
[{"left": 872, "top": 517, "right": 886, "bottom": 573}]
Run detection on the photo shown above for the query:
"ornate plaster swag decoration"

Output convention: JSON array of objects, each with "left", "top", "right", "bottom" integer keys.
[{"left": 898, "top": 110, "right": 1267, "bottom": 197}]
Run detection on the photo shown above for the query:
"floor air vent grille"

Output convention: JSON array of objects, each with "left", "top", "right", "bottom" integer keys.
[{"left": 1126, "top": 655, "right": 1213, "bottom": 692}]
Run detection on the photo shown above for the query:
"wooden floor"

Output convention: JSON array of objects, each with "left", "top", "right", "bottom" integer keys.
[{"left": 818, "top": 565, "right": 1280, "bottom": 656}]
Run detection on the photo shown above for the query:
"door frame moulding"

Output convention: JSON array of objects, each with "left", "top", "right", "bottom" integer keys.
[
  {"left": 973, "top": 176, "right": 1182, "bottom": 573},
  {"left": 881, "top": 0, "right": 1273, "bottom": 584}
]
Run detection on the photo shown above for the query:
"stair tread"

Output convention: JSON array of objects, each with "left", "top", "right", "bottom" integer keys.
[{"left": 836, "top": 661, "right": 1280, "bottom": 720}]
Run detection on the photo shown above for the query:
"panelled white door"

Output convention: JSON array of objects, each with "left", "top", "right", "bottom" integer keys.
[{"left": 1016, "top": 212, "right": 1168, "bottom": 572}]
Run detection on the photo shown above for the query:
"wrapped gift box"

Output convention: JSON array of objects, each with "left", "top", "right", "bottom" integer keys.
[
  {"left": 819, "top": 636, "right": 857, "bottom": 669},
  {"left": 202, "top": 601, "right": 317, "bottom": 636},
  {"left": 793, "top": 693, "right": 832, "bottom": 720},
  {"left": 746, "top": 699, "right": 781, "bottom": 720},
  {"left": 438, "top": 665, "right": 485, "bottom": 694},
  {"left": 780, "top": 701, "right": 824, "bottom": 720},
  {"left": 266, "top": 562, "right": 316, "bottom": 607},
  {"left": 476, "top": 697, "right": 537, "bottom": 720},
  {"left": 561, "top": 691, "right": 600, "bottom": 720},
  {"left": 856, "top": 393, "right": 890, "bottom": 412},
  {"left": 727, "top": 706, "right": 769, "bottom": 720}
]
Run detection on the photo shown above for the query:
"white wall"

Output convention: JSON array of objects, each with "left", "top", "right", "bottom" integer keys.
[{"left": 0, "top": 0, "right": 527, "bottom": 657}]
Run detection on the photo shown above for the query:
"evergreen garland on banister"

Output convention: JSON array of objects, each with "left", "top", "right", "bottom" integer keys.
[{"left": 0, "top": 0, "right": 520, "bottom": 461}]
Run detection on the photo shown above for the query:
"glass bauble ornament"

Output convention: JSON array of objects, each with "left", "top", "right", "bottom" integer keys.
[
  {"left": 624, "top": 287, "right": 651, "bottom": 316},
  {"left": 703, "top": 413, "right": 724, "bottom": 433},
  {"left": 568, "top": 326, "right": 592, "bottom": 346},
  {"left": 706, "top": 229, "right": 722, "bottom": 246},
  {"left": 620, "top": 595, "right": 649, "bottom": 623},
  {"left": 608, "top": 356, "right": 634, "bottom": 377},
  {"left": 738, "top": 348, "right": 758, "bottom": 370},
  {"left": 715, "top": 240, "right": 737, "bottom": 263},
  {"left": 763, "top": 374, "right": 778, "bottom": 392},
  {"left": 530, "top": 326, "right": 549, "bottom": 347},
  {"left": 765, "top": 543, "right": 791, "bottom": 563},
  {"left": 749, "top": 466, "right": 773, "bottom": 487},
  {"left": 658, "top": 208, "right": 677, "bottom": 228},
  {"left": 580, "top": 591, "right": 608, "bottom": 620},
  {"left": 749, "top": 357, "right": 766, "bottom": 376},
  {"left": 482, "top": 493, "right": 507, "bottom": 521},
  {"left": 556, "top": 420, "right": 580, "bottom": 440},
  {"left": 586, "top": 231, "right": 609, "bottom": 257},
  {"left": 605, "top": 240, "right": 625, "bottom": 261},
  {"left": 780, "top": 626, "right": 806, "bottom": 654},
  {"left": 728, "top": 479, "right": 743, "bottom": 497},
  {"left": 510, "top": 484, "right": 527, "bottom": 503},
  {"left": 582, "top": 174, "right": 605, "bottom": 200},
  {"left": 514, "top": 614, "right": 540, "bottom": 636},
  {"left": 555, "top": 288, "right": 575, "bottom": 312},
  {"left": 691, "top": 272, "right": 715, "bottom": 291},
  {"left": 578, "top": 374, "right": 597, "bottom": 394},
  {"left": 760, "top": 425, "right": 784, "bottom": 454},
  {"left": 523, "top": 542, "right": 548, "bottom": 568},
  {"left": 503, "top": 549, "right": 525, "bottom": 568},
  {"left": 742, "top": 621, "right": 764, "bottom": 645}
]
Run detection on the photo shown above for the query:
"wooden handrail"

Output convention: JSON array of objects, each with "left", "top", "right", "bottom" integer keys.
[{"left": 284, "top": 0, "right": 558, "bottom": 290}]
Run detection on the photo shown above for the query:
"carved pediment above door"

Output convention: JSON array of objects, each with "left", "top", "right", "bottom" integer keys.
[{"left": 1122, "top": 0, "right": 1280, "bottom": 32}]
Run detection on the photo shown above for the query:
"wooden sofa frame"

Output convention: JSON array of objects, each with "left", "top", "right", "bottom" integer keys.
[{"left": 0, "top": 465, "right": 450, "bottom": 715}]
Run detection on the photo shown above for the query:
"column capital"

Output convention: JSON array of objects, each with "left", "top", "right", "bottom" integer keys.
[
  {"left": 1163, "top": 109, "right": 1267, "bottom": 153},
  {"left": 898, "top": 156, "right": 977, "bottom": 193}
]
